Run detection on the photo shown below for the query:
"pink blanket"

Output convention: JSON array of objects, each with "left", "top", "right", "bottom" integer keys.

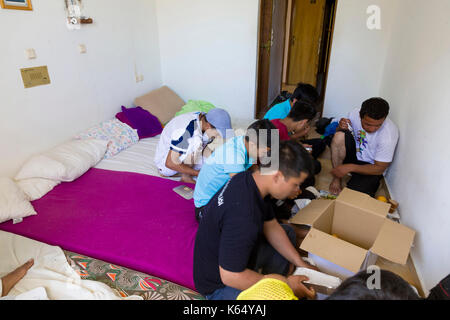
[{"left": 0, "top": 168, "right": 198, "bottom": 291}]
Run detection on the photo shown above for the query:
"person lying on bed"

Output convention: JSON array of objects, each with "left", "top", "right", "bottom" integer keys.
[
  {"left": 193, "top": 119, "right": 276, "bottom": 222},
  {"left": 154, "top": 108, "right": 233, "bottom": 183},
  {"left": 193, "top": 141, "right": 318, "bottom": 300}
]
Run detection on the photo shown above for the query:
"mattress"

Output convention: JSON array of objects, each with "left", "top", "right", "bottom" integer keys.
[
  {"left": 0, "top": 168, "right": 198, "bottom": 291},
  {"left": 2, "top": 119, "right": 256, "bottom": 299},
  {"left": 94, "top": 135, "right": 180, "bottom": 181}
]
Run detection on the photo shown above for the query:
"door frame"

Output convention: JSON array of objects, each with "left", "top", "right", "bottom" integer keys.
[
  {"left": 255, "top": 0, "right": 338, "bottom": 118},
  {"left": 255, "top": 0, "right": 275, "bottom": 119}
]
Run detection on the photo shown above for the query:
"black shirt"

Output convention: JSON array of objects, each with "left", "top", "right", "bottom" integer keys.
[{"left": 193, "top": 170, "right": 275, "bottom": 296}]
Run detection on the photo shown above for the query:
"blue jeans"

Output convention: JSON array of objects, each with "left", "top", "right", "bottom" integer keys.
[{"left": 206, "top": 286, "right": 242, "bottom": 300}]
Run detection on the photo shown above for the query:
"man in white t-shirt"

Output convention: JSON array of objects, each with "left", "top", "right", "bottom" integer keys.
[
  {"left": 154, "top": 108, "right": 233, "bottom": 183},
  {"left": 329, "top": 98, "right": 399, "bottom": 197}
]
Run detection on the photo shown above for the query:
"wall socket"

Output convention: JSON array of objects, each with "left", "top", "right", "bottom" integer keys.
[
  {"left": 25, "top": 48, "right": 36, "bottom": 60},
  {"left": 136, "top": 74, "right": 144, "bottom": 82},
  {"left": 78, "top": 44, "right": 87, "bottom": 54}
]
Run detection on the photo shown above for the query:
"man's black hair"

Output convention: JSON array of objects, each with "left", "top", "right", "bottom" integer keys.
[
  {"left": 360, "top": 97, "right": 390, "bottom": 120},
  {"left": 277, "top": 140, "right": 314, "bottom": 179},
  {"left": 245, "top": 119, "right": 277, "bottom": 150},
  {"left": 287, "top": 101, "right": 317, "bottom": 122},
  {"left": 327, "top": 269, "right": 420, "bottom": 300},
  {"left": 291, "top": 83, "right": 320, "bottom": 105}
]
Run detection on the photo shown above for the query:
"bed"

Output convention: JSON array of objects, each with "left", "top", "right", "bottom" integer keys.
[
  {"left": 0, "top": 135, "right": 205, "bottom": 300},
  {"left": 1, "top": 85, "right": 256, "bottom": 300}
]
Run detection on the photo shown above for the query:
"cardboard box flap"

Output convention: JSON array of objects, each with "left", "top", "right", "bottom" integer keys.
[
  {"left": 371, "top": 219, "right": 416, "bottom": 265},
  {"left": 300, "top": 228, "right": 368, "bottom": 273},
  {"left": 290, "top": 199, "right": 334, "bottom": 226},
  {"left": 336, "top": 188, "right": 390, "bottom": 217}
]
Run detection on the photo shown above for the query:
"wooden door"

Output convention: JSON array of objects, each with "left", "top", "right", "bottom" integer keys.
[
  {"left": 267, "top": 0, "right": 288, "bottom": 110},
  {"left": 256, "top": 0, "right": 288, "bottom": 119},
  {"left": 255, "top": 0, "right": 274, "bottom": 119},
  {"left": 287, "top": 0, "right": 326, "bottom": 87}
]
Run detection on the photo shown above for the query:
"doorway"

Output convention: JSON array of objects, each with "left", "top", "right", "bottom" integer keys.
[{"left": 255, "top": 0, "right": 337, "bottom": 119}]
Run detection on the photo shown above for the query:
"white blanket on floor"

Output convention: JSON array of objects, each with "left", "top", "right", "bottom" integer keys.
[{"left": 0, "top": 231, "right": 142, "bottom": 300}]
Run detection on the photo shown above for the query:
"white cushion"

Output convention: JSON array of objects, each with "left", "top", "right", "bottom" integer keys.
[
  {"left": 16, "top": 178, "right": 60, "bottom": 201},
  {"left": 0, "top": 178, "right": 37, "bottom": 224},
  {"left": 15, "top": 139, "right": 108, "bottom": 182}
]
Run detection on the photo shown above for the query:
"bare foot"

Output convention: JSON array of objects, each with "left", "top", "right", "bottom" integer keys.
[
  {"left": 181, "top": 174, "right": 196, "bottom": 184},
  {"left": 329, "top": 178, "right": 342, "bottom": 196},
  {"left": 1, "top": 259, "right": 34, "bottom": 296}
]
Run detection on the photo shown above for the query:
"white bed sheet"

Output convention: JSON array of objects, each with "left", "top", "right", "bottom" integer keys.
[
  {"left": 94, "top": 135, "right": 180, "bottom": 181},
  {"left": 94, "top": 118, "right": 256, "bottom": 178}
]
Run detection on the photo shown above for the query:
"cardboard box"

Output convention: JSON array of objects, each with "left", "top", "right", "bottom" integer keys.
[{"left": 290, "top": 188, "right": 416, "bottom": 280}]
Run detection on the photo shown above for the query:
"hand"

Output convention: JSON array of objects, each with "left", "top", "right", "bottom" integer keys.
[
  {"left": 338, "top": 118, "right": 351, "bottom": 131},
  {"left": 331, "top": 164, "right": 353, "bottom": 179},
  {"left": 288, "top": 189, "right": 302, "bottom": 200},
  {"left": 286, "top": 275, "right": 316, "bottom": 300},
  {"left": 302, "top": 261, "right": 320, "bottom": 272}
]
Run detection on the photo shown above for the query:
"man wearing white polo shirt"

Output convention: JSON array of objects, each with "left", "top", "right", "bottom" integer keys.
[{"left": 154, "top": 108, "right": 233, "bottom": 183}]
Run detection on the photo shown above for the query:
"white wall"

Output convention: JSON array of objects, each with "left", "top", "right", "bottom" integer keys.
[
  {"left": 155, "top": 0, "right": 260, "bottom": 122},
  {"left": 0, "top": 0, "right": 162, "bottom": 177},
  {"left": 380, "top": 0, "right": 450, "bottom": 293},
  {"left": 323, "top": 0, "right": 398, "bottom": 119},
  {"left": 323, "top": 0, "right": 450, "bottom": 292}
]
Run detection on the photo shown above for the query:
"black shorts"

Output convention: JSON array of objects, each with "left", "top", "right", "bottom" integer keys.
[{"left": 341, "top": 130, "right": 383, "bottom": 197}]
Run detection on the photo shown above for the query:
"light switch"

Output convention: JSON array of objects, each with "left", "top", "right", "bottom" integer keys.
[
  {"left": 136, "top": 74, "right": 144, "bottom": 83},
  {"left": 78, "top": 44, "right": 87, "bottom": 54},
  {"left": 25, "top": 48, "right": 36, "bottom": 60}
]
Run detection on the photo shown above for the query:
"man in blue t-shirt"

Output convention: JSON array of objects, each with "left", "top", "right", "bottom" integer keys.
[
  {"left": 193, "top": 120, "right": 276, "bottom": 221},
  {"left": 263, "top": 83, "right": 320, "bottom": 121},
  {"left": 193, "top": 141, "right": 318, "bottom": 300}
]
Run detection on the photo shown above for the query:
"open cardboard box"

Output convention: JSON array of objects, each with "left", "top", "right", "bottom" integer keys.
[{"left": 290, "top": 188, "right": 416, "bottom": 280}]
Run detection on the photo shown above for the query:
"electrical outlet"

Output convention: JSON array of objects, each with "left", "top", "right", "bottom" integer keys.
[
  {"left": 25, "top": 48, "right": 36, "bottom": 60},
  {"left": 78, "top": 44, "right": 87, "bottom": 54},
  {"left": 136, "top": 74, "right": 144, "bottom": 83}
]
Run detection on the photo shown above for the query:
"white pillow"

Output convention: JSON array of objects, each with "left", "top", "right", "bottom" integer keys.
[
  {"left": 15, "top": 139, "right": 108, "bottom": 182},
  {"left": 16, "top": 178, "right": 60, "bottom": 201},
  {"left": 0, "top": 177, "right": 37, "bottom": 224}
]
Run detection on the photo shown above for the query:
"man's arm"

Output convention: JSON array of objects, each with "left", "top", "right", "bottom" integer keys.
[
  {"left": 331, "top": 161, "right": 390, "bottom": 178},
  {"left": 219, "top": 267, "right": 316, "bottom": 299},
  {"left": 263, "top": 219, "right": 314, "bottom": 269},
  {"left": 165, "top": 150, "right": 200, "bottom": 176},
  {"left": 219, "top": 267, "right": 265, "bottom": 291}
]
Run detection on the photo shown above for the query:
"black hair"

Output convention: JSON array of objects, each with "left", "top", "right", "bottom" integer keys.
[
  {"left": 359, "top": 97, "right": 390, "bottom": 120},
  {"left": 245, "top": 119, "right": 277, "bottom": 150},
  {"left": 291, "top": 83, "right": 320, "bottom": 105},
  {"left": 327, "top": 270, "right": 420, "bottom": 300},
  {"left": 287, "top": 101, "right": 317, "bottom": 122},
  {"left": 277, "top": 140, "right": 314, "bottom": 179}
]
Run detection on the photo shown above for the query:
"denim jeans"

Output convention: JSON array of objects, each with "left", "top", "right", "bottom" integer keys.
[{"left": 206, "top": 286, "right": 242, "bottom": 300}]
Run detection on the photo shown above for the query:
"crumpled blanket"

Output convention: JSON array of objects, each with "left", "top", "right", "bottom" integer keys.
[{"left": 0, "top": 231, "right": 141, "bottom": 300}]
